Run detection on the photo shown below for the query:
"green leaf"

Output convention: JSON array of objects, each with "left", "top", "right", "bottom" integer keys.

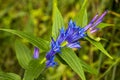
[
  {"left": 23, "top": 59, "right": 45, "bottom": 80},
  {"left": 79, "top": 59, "right": 98, "bottom": 75},
  {"left": 60, "top": 48, "right": 86, "bottom": 80},
  {"left": 74, "top": 0, "right": 88, "bottom": 27},
  {"left": 15, "top": 40, "right": 32, "bottom": 69},
  {"left": 97, "top": 23, "right": 114, "bottom": 29},
  {"left": 0, "top": 71, "right": 21, "bottom": 80},
  {"left": 85, "top": 37, "right": 113, "bottom": 59},
  {"left": 52, "top": 1, "right": 64, "bottom": 40},
  {"left": 57, "top": 53, "right": 97, "bottom": 75},
  {"left": 0, "top": 3, "right": 13, "bottom": 18},
  {"left": 0, "top": 29, "right": 49, "bottom": 51}
]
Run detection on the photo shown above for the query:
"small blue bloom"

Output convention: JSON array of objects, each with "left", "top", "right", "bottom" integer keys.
[
  {"left": 51, "top": 37, "right": 61, "bottom": 53},
  {"left": 33, "top": 47, "right": 39, "bottom": 59},
  {"left": 84, "top": 11, "right": 108, "bottom": 33},
  {"left": 46, "top": 37, "right": 61, "bottom": 67},
  {"left": 46, "top": 56, "right": 57, "bottom": 67}
]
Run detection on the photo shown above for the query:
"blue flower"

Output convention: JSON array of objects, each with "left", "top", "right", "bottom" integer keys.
[
  {"left": 57, "top": 27, "right": 66, "bottom": 45},
  {"left": 33, "top": 47, "right": 39, "bottom": 59},
  {"left": 84, "top": 11, "right": 108, "bottom": 33},
  {"left": 46, "top": 56, "right": 57, "bottom": 67},
  {"left": 46, "top": 37, "right": 61, "bottom": 67},
  {"left": 45, "top": 11, "right": 107, "bottom": 68},
  {"left": 65, "top": 20, "right": 86, "bottom": 43},
  {"left": 51, "top": 37, "right": 61, "bottom": 53}
]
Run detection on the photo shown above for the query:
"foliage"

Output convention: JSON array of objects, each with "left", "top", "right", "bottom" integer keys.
[{"left": 0, "top": 0, "right": 120, "bottom": 80}]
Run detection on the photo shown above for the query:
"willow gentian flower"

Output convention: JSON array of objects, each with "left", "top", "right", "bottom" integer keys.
[
  {"left": 33, "top": 47, "right": 39, "bottom": 59},
  {"left": 84, "top": 11, "right": 108, "bottom": 33},
  {"left": 45, "top": 11, "right": 107, "bottom": 67}
]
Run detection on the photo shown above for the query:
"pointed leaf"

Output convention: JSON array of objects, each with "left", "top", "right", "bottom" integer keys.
[
  {"left": 97, "top": 23, "right": 114, "bottom": 29},
  {"left": 74, "top": 0, "right": 88, "bottom": 27},
  {"left": 0, "top": 71, "right": 21, "bottom": 80},
  {"left": 79, "top": 59, "right": 98, "bottom": 75},
  {"left": 52, "top": 2, "right": 64, "bottom": 39},
  {"left": 58, "top": 54, "right": 97, "bottom": 75},
  {"left": 23, "top": 59, "right": 45, "bottom": 80},
  {"left": 15, "top": 40, "right": 32, "bottom": 69},
  {"left": 0, "top": 29, "right": 49, "bottom": 50},
  {"left": 85, "top": 37, "right": 113, "bottom": 59},
  {"left": 60, "top": 48, "right": 86, "bottom": 80}
]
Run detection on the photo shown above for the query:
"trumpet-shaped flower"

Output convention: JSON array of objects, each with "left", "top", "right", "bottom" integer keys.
[{"left": 84, "top": 11, "right": 108, "bottom": 33}]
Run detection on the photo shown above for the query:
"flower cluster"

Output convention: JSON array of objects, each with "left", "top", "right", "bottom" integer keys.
[{"left": 33, "top": 11, "right": 108, "bottom": 68}]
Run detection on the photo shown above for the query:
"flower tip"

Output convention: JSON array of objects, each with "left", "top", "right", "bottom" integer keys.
[
  {"left": 102, "top": 10, "right": 108, "bottom": 16},
  {"left": 51, "top": 37, "right": 55, "bottom": 42},
  {"left": 105, "top": 9, "right": 108, "bottom": 12},
  {"left": 60, "top": 27, "right": 65, "bottom": 32},
  {"left": 33, "top": 47, "right": 39, "bottom": 59},
  {"left": 69, "top": 19, "right": 73, "bottom": 23},
  {"left": 69, "top": 21, "right": 72, "bottom": 25},
  {"left": 105, "top": 10, "right": 108, "bottom": 14}
]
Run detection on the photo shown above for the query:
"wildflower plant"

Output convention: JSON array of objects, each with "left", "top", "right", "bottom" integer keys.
[
  {"left": 0, "top": 0, "right": 113, "bottom": 80},
  {"left": 46, "top": 11, "right": 108, "bottom": 68}
]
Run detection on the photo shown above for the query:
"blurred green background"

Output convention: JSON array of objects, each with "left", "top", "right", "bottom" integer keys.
[{"left": 0, "top": 0, "right": 120, "bottom": 80}]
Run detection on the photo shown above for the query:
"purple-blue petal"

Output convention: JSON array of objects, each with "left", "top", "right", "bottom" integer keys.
[
  {"left": 66, "top": 20, "right": 76, "bottom": 36},
  {"left": 69, "top": 29, "right": 86, "bottom": 42},
  {"left": 84, "top": 11, "right": 107, "bottom": 33},
  {"left": 90, "top": 19, "right": 102, "bottom": 29},
  {"left": 67, "top": 42, "right": 81, "bottom": 48},
  {"left": 33, "top": 47, "right": 39, "bottom": 59},
  {"left": 57, "top": 27, "right": 66, "bottom": 44},
  {"left": 46, "top": 49, "right": 55, "bottom": 60},
  {"left": 95, "top": 11, "right": 108, "bottom": 23},
  {"left": 46, "top": 56, "right": 57, "bottom": 68},
  {"left": 90, "top": 13, "right": 99, "bottom": 23},
  {"left": 90, "top": 28, "right": 99, "bottom": 33},
  {"left": 84, "top": 22, "right": 93, "bottom": 31}
]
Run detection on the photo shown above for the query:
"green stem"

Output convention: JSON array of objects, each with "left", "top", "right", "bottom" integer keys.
[
  {"left": 97, "top": 58, "right": 120, "bottom": 80},
  {"left": 111, "top": 63, "right": 117, "bottom": 80}
]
